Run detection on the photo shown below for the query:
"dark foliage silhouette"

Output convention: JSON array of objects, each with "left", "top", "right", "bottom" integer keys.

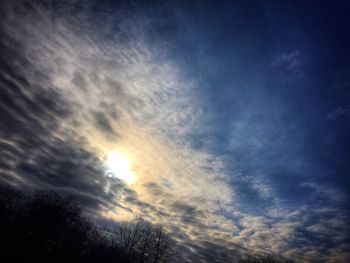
[
  {"left": 115, "top": 217, "right": 175, "bottom": 263},
  {"left": 0, "top": 185, "right": 174, "bottom": 263},
  {"left": 240, "top": 254, "right": 281, "bottom": 263}
]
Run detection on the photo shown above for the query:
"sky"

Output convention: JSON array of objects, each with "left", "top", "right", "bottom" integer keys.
[{"left": 0, "top": 0, "right": 349, "bottom": 262}]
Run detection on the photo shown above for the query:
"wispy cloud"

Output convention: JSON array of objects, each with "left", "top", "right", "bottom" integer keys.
[
  {"left": 0, "top": 1, "right": 349, "bottom": 262},
  {"left": 327, "top": 106, "right": 350, "bottom": 120},
  {"left": 272, "top": 51, "right": 302, "bottom": 73},
  {"left": 0, "top": 1, "right": 236, "bottom": 260}
]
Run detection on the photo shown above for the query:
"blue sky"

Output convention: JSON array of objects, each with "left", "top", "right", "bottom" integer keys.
[
  {"left": 160, "top": 0, "right": 350, "bottom": 205},
  {"left": 0, "top": 0, "right": 349, "bottom": 262}
]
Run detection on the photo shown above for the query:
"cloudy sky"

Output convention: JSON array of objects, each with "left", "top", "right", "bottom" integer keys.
[{"left": 0, "top": 0, "right": 349, "bottom": 262}]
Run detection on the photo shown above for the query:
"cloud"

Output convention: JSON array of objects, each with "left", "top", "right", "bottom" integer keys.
[
  {"left": 272, "top": 51, "right": 302, "bottom": 72},
  {"left": 327, "top": 106, "right": 350, "bottom": 120},
  {"left": 0, "top": 1, "right": 236, "bottom": 261},
  {"left": 0, "top": 1, "right": 349, "bottom": 262},
  {"left": 301, "top": 182, "right": 347, "bottom": 203}
]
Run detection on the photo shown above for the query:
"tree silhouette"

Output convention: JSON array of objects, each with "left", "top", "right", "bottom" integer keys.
[
  {"left": 0, "top": 185, "right": 175, "bottom": 263},
  {"left": 22, "top": 190, "right": 91, "bottom": 261},
  {"left": 114, "top": 217, "right": 175, "bottom": 263},
  {"left": 240, "top": 254, "right": 281, "bottom": 263}
]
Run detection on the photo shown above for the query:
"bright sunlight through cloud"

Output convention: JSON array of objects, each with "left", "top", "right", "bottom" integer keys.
[{"left": 106, "top": 151, "right": 136, "bottom": 184}]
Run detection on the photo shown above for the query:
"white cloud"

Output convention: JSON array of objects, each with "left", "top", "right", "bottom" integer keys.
[{"left": 1, "top": 2, "right": 348, "bottom": 262}]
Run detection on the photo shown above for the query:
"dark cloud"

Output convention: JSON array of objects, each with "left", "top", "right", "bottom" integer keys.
[
  {"left": 174, "top": 239, "right": 247, "bottom": 263},
  {"left": 0, "top": 0, "right": 135, "bottom": 221},
  {"left": 171, "top": 201, "right": 204, "bottom": 224},
  {"left": 0, "top": 30, "right": 70, "bottom": 147},
  {"left": 143, "top": 182, "right": 164, "bottom": 196},
  {"left": 93, "top": 111, "right": 118, "bottom": 138},
  {"left": 71, "top": 72, "right": 87, "bottom": 90}
]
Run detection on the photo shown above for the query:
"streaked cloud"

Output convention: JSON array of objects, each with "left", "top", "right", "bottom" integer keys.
[{"left": 0, "top": 1, "right": 349, "bottom": 262}]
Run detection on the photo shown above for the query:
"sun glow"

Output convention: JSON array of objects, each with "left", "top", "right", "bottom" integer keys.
[{"left": 106, "top": 151, "right": 136, "bottom": 184}]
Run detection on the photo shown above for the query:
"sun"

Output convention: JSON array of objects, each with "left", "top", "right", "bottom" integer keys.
[{"left": 106, "top": 151, "right": 136, "bottom": 184}]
